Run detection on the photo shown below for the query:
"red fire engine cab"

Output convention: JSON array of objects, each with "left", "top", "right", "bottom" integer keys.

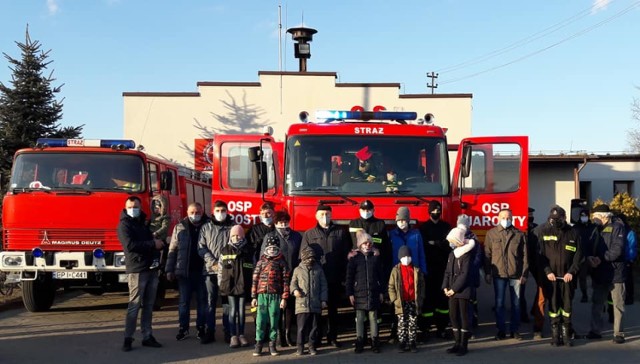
[
  {"left": 0, "top": 138, "right": 212, "bottom": 312},
  {"left": 197, "top": 109, "right": 528, "bottom": 243}
]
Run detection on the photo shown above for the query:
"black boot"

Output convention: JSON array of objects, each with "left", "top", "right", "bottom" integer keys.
[
  {"left": 551, "top": 324, "right": 561, "bottom": 347},
  {"left": 372, "top": 337, "right": 381, "bottom": 353},
  {"left": 457, "top": 331, "right": 469, "bottom": 356},
  {"left": 278, "top": 328, "right": 288, "bottom": 347},
  {"left": 355, "top": 337, "right": 364, "bottom": 353},
  {"left": 562, "top": 324, "right": 573, "bottom": 347},
  {"left": 388, "top": 322, "right": 398, "bottom": 344},
  {"left": 446, "top": 329, "right": 460, "bottom": 354}
]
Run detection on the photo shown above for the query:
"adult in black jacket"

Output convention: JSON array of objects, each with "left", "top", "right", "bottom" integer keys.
[
  {"left": 537, "top": 206, "right": 583, "bottom": 347},
  {"left": 349, "top": 200, "right": 392, "bottom": 279},
  {"left": 419, "top": 200, "right": 452, "bottom": 338},
  {"left": 586, "top": 204, "right": 627, "bottom": 344},
  {"left": 346, "top": 231, "right": 385, "bottom": 353},
  {"left": 300, "top": 204, "right": 350, "bottom": 347},
  {"left": 118, "top": 196, "right": 165, "bottom": 351},
  {"left": 573, "top": 208, "right": 598, "bottom": 302}
]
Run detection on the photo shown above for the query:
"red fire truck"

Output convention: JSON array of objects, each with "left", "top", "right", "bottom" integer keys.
[
  {"left": 196, "top": 109, "right": 529, "bottom": 242},
  {"left": 0, "top": 138, "right": 212, "bottom": 312}
]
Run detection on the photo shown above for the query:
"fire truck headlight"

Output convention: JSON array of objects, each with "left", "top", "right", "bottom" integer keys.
[
  {"left": 93, "top": 248, "right": 105, "bottom": 259},
  {"left": 32, "top": 248, "right": 44, "bottom": 258},
  {"left": 114, "top": 253, "right": 126, "bottom": 267},
  {"left": 3, "top": 255, "right": 24, "bottom": 267}
]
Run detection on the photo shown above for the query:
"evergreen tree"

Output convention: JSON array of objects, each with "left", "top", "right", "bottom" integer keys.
[{"left": 0, "top": 27, "right": 83, "bottom": 187}]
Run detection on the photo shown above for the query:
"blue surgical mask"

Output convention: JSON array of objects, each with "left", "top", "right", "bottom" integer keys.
[
  {"left": 360, "top": 210, "right": 373, "bottom": 220},
  {"left": 188, "top": 214, "right": 202, "bottom": 223},
  {"left": 262, "top": 217, "right": 273, "bottom": 226},
  {"left": 500, "top": 219, "right": 512, "bottom": 229},
  {"left": 214, "top": 212, "right": 227, "bottom": 222},
  {"left": 126, "top": 208, "right": 141, "bottom": 218}
]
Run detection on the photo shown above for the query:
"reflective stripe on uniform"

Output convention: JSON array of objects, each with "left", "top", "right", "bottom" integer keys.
[
  {"left": 565, "top": 245, "right": 576, "bottom": 252},
  {"left": 543, "top": 235, "right": 558, "bottom": 241},
  {"left": 421, "top": 312, "right": 434, "bottom": 317},
  {"left": 435, "top": 308, "right": 449, "bottom": 315},
  {"left": 220, "top": 254, "right": 237, "bottom": 260},
  {"left": 549, "top": 308, "right": 571, "bottom": 318},
  {"left": 372, "top": 237, "right": 382, "bottom": 244},
  {"left": 242, "top": 263, "right": 254, "bottom": 269},
  {"left": 349, "top": 227, "right": 363, "bottom": 233}
]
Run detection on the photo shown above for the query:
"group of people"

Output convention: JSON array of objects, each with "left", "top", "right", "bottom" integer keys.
[{"left": 116, "top": 195, "right": 636, "bottom": 357}]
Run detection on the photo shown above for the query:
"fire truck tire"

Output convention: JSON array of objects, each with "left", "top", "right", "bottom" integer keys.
[{"left": 22, "top": 273, "right": 56, "bottom": 312}]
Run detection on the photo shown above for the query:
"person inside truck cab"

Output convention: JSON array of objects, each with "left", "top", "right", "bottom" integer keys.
[{"left": 350, "top": 146, "right": 378, "bottom": 183}]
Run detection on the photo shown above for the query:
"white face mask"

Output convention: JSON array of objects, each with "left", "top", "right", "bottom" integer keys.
[
  {"left": 500, "top": 219, "right": 512, "bottom": 229},
  {"left": 360, "top": 210, "right": 373, "bottom": 220},
  {"left": 318, "top": 215, "right": 331, "bottom": 228},
  {"left": 400, "top": 256, "right": 412, "bottom": 266},
  {"left": 262, "top": 217, "right": 273, "bottom": 226},
  {"left": 214, "top": 211, "right": 227, "bottom": 222},
  {"left": 580, "top": 216, "right": 588, "bottom": 223},
  {"left": 126, "top": 207, "right": 141, "bottom": 218},
  {"left": 397, "top": 221, "right": 408, "bottom": 230}
]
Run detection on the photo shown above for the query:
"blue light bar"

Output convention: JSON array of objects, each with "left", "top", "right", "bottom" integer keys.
[
  {"left": 315, "top": 110, "right": 417, "bottom": 122},
  {"left": 36, "top": 138, "right": 136, "bottom": 149}
]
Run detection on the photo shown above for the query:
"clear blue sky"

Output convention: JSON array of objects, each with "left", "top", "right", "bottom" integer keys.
[{"left": 1, "top": 0, "right": 638, "bottom": 153}]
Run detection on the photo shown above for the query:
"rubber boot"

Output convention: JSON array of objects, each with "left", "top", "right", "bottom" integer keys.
[
  {"left": 457, "top": 331, "right": 469, "bottom": 356},
  {"left": 446, "top": 329, "right": 460, "bottom": 354},
  {"left": 551, "top": 324, "right": 561, "bottom": 347},
  {"left": 354, "top": 337, "right": 364, "bottom": 354},
  {"left": 372, "top": 337, "right": 381, "bottom": 353},
  {"left": 562, "top": 324, "right": 573, "bottom": 347}
]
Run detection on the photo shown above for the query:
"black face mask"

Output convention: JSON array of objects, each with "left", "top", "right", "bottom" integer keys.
[
  {"left": 430, "top": 213, "right": 441, "bottom": 221},
  {"left": 550, "top": 218, "right": 565, "bottom": 228}
]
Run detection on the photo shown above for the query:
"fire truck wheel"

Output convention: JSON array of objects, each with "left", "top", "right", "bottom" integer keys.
[{"left": 22, "top": 273, "right": 56, "bottom": 312}]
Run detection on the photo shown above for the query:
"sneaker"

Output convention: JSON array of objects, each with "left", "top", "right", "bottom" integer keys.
[
  {"left": 230, "top": 335, "right": 240, "bottom": 348},
  {"left": 239, "top": 335, "right": 250, "bottom": 347},
  {"left": 586, "top": 331, "right": 602, "bottom": 340},
  {"left": 196, "top": 326, "right": 205, "bottom": 340},
  {"left": 253, "top": 343, "right": 263, "bottom": 357},
  {"left": 269, "top": 341, "right": 280, "bottom": 356},
  {"left": 122, "top": 337, "right": 134, "bottom": 352},
  {"left": 309, "top": 346, "right": 318, "bottom": 356},
  {"left": 176, "top": 328, "right": 189, "bottom": 341},
  {"left": 495, "top": 331, "right": 506, "bottom": 341},
  {"left": 613, "top": 336, "right": 625, "bottom": 344},
  {"left": 511, "top": 332, "right": 523, "bottom": 341},
  {"left": 142, "top": 335, "right": 162, "bottom": 348},
  {"left": 533, "top": 331, "right": 543, "bottom": 340}
]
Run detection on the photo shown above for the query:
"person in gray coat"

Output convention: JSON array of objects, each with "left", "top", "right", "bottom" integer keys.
[{"left": 290, "top": 247, "right": 328, "bottom": 356}]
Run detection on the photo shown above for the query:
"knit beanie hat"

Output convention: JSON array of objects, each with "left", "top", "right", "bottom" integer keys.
[
  {"left": 398, "top": 245, "right": 411, "bottom": 259},
  {"left": 428, "top": 200, "right": 442, "bottom": 213},
  {"left": 446, "top": 227, "right": 466, "bottom": 246},
  {"left": 396, "top": 206, "right": 410, "bottom": 221},
  {"left": 230, "top": 225, "right": 245, "bottom": 239},
  {"left": 300, "top": 247, "right": 316, "bottom": 261},
  {"left": 356, "top": 230, "right": 372, "bottom": 247}
]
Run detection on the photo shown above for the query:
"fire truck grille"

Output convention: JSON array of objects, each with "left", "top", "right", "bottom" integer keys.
[{"left": 3, "top": 228, "right": 120, "bottom": 251}]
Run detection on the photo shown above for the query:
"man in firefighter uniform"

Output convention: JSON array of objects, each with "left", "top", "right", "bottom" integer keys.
[
  {"left": 537, "top": 206, "right": 583, "bottom": 347},
  {"left": 419, "top": 200, "right": 452, "bottom": 339}
]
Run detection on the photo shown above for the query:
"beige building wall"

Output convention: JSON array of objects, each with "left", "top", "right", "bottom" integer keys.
[
  {"left": 580, "top": 160, "right": 640, "bottom": 202},
  {"left": 529, "top": 163, "right": 575, "bottom": 223},
  {"left": 123, "top": 71, "right": 472, "bottom": 167}
]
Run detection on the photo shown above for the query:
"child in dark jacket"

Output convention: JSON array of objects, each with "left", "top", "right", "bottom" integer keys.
[
  {"left": 346, "top": 231, "right": 385, "bottom": 353},
  {"left": 290, "top": 247, "right": 328, "bottom": 356},
  {"left": 251, "top": 235, "right": 290, "bottom": 357},
  {"left": 219, "top": 225, "right": 254, "bottom": 349},
  {"left": 442, "top": 226, "right": 476, "bottom": 356},
  {"left": 388, "top": 245, "right": 426, "bottom": 353},
  {"left": 149, "top": 195, "right": 170, "bottom": 269}
]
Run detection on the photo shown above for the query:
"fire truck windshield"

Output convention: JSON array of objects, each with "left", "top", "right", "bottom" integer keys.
[
  {"left": 9, "top": 153, "right": 145, "bottom": 192},
  {"left": 286, "top": 136, "right": 449, "bottom": 196}
]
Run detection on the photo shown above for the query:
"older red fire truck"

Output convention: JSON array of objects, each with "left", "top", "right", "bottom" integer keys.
[
  {"left": 196, "top": 109, "right": 529, "bottom": 241},
  {"left": 0, "top": 139, "right": 211, "bottom": 312}
]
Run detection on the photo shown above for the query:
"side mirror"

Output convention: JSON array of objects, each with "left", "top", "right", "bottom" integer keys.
[
  {"left": 248, "top": 146, "right": 263, "bottom": 163},
  {"left": 461, "top": 144, "right": 472, "bottom": 178},
  {"left": 160, "top": 171, "right": 173, "bottom": 191},
  {"left": 252, "top": 161, "right": 268, "bottom": 193}
]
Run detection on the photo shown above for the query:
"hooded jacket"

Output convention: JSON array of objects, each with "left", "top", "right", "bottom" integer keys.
[
  {"left": 388, "top": 263, "right": 426, "bottom": 315},
  {"left": 117, "top": 210, "right": 155, "bottom": 273},
  {"left": 442, "top": 240, "right": 475, "bottom": 299},
  {"left": 251, "top": 253, "right": 290, "bottom": 299},
  {"left": 197, "top": 215, "right": 234, "bottom": 275},
  {"left": 290, "top": 261, "right": 328, "bottom": 314},
  {"left": 166, "top": 214, "right": 209, "bottom": 277},
  {"left": 345, "top": 250, "right": 385, "bottom": 310},
  {"left": 149, "top": 195, "right": 170, "bottom": 241}
]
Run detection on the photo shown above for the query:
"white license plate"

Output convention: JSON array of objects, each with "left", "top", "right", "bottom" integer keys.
[{"left": 52, "top": 271, "right": 87, "bottom": 279}]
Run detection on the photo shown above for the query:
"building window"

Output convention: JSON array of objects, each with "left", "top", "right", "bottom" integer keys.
[
  {"left": 613, "top": 180, "right": 633, "bottom": 196},
  {"left": 580, "top": 181, "right": 592, "bottom": 205}
]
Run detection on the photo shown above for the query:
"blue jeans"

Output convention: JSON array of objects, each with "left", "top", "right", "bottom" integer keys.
[
  {"left": 227, "top": 295, "right": 246, "bottom": 336},
  {"left": 177, "top": 274, "right": 207, "bottom": 330},
  {"left": 493, "top": 277, "right": 521, "bottom": 333},
  {"left": 205, "top": 274, "right": 219, "bottom": 331}
]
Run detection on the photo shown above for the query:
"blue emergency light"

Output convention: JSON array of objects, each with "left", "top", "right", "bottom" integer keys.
[
  {"left": 315, "top": 110, "right": 417, "bottom": 122},
  {"left": 32, "top": 247, "right": 44, "bottom": 258},
  {"left": 36, "top": 138, "right": 136, "bottom": 149}
]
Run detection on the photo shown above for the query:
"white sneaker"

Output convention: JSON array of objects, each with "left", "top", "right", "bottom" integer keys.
[
  {"left": 230, "top": 335, "right": 240, "bottom": 348},
  {"left": 239, "top": 335, "right": 249, "bottom": 347}
]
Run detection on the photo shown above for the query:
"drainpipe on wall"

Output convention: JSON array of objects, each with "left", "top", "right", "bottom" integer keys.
[{"left": 574, "top": 156, "right": 589, "bottom": 198}]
